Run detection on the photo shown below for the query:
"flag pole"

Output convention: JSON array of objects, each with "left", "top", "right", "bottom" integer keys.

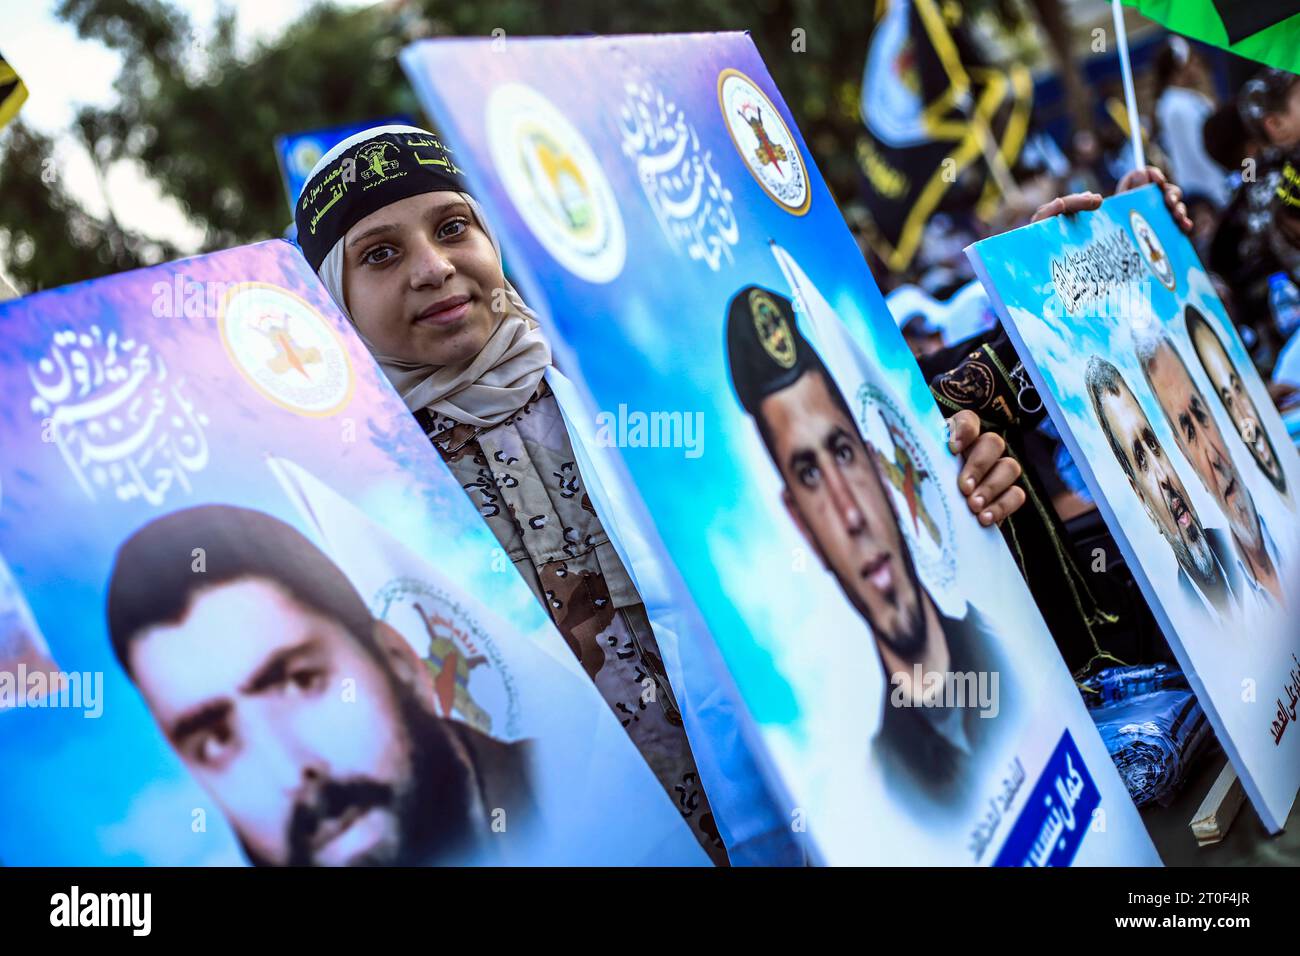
[
  {"left": 972, "top": 110, "right": 1021, "bottom": 200},
  {"left": 1111, "top": 0, "right": 1147, "bottom": 171}
]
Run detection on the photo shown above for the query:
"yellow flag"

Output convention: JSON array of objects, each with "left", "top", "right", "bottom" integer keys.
[{"left": 0, "top": 51, "right": 28, "bottom": 131}]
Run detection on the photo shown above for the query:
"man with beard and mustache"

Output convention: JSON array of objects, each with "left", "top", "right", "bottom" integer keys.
[
  {"left": 1135, "top": 329, "right": 1285, "bottom": 607},
  {"left": 106, "top": 504, "right": 535, "bottom": 866},
  {"left": 1185, "top": 305, "right": 1291, "bottom": 501},
  {"left": 725, "top": 286, "right": 1009, "bottom": 803},
  {"left": 1085, "top": 356, "right": 1242, "bottom": 619}
]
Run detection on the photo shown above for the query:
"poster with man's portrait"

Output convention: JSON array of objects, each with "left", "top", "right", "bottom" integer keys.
[
  {"left": 401, "top": 31, "right": 1160, "bottom": 864},
  {"left": 0, "top": 240, "right": 709, "bottom": 866},
  {"left": 969, "top": 185, "right": 1300, "bottom": 833}
]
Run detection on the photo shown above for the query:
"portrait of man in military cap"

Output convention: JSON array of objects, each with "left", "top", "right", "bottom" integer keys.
[{"left": 725, "top": 284, "right": 1007, "bottom": 804}]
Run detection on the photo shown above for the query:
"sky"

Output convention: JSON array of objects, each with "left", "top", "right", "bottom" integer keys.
[{"left": 2, "top": 0, "right": 374, "bottom": 265}]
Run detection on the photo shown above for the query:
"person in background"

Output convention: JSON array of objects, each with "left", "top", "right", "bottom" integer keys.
[
  {"left": 1151, "top": 37, "right": 1229, "bottom": 208},
  {"left": 1209, "top": 69, "right": 1300, "bottom": 370},
  {"left": 1267, "top": 162, "right": 1300, "bottom": 413},
  {"left": 1181, "top": 191, "right": 1220, "bottom": 261},
  {"left": 1202, "top": 98, "right": 1257, "bottom": 174},
  {"left": 1240, "top": 69, "right": 1300, "bottom": 156},
  {"left": 1267, "top": 159, "right": 1300, "bottom": 289},
  {"left": 900, "top": 310, "right": 946, "bottom": 360},
  {"left": 1065, "top": 129, "right": 1106, "bottom": 196}
]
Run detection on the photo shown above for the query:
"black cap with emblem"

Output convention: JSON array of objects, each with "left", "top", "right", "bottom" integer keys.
[
  {"left": 725, "top": 284, "right": 828, "bottom": 416},
  {"left": 294, "top": 127, "right": 469, "bottom": 271}
]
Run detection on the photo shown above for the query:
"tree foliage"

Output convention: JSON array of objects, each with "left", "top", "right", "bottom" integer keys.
[
  {"left": 2, "top": 0, "right": 1055, "bottom": 291},
  {"left": 0, "top": 120, "right": 176, "bottom": 291}
]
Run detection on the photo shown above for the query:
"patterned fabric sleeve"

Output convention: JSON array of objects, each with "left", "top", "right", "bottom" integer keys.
[{"left": 422, "top": 383, "right": 730, "bottom": 864}]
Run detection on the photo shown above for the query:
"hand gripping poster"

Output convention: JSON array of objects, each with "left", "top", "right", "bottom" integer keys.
[
  {"left": 968, "top": 186, "right": 1300, "bottom": 833},
  {"left": 400, "top": 32, "right": 1160, "bottom": 865},
  {"left": 0, "top": 240, "right": 709, "bottom": 866}
]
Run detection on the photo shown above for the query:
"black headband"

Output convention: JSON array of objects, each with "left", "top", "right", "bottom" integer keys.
[
  {"left": 294, "top": 129, "right": 468, "bottom": 271},
  {"left": 725, "top": 284, "right": 827, "bottom": 416},
  {"left": 1276, "top": 159, "right": 1300, "bottom": 219}
]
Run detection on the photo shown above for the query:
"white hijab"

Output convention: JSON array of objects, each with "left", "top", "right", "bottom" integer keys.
[{"left": 306, "top": 126, "right": 550, "bottom": 428}]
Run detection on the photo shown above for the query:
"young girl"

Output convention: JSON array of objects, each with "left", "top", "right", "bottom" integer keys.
[{"left": 294, "top": 125, "right": 1026, "bottom": 865}]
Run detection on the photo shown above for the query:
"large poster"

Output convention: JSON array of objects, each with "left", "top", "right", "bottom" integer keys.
[
  {"left": 400, "top": 32, "right": 1160, "bottom": 864},
  {"left": 0, "top": 240, "right": 709, "bottom": 866},
  {"left": 969, "top": 186, "right": 1300, "bottom": 832}
]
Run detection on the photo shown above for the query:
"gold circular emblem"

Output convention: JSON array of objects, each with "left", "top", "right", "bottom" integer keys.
[
  {"left": 718, "top": 68, "right": 811, "bottom": 216},
  {"left": 749, "top": 289, "right": 796, "bottom": 368},
  {"left": 218, "top": 282, "right": 355, "bottom": 418}
]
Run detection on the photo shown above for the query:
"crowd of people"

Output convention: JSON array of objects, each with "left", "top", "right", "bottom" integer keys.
[
  {"left": 877, "top": 43, "right": 1300, "bottom": 401},
  {"left": 841, "top": 42, "right": 1300, "bottom": 684}
]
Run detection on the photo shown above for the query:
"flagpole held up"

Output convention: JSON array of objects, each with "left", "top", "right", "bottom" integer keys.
[{"left": 1111, "top": 0, "right": 1146, "bottom": 172}]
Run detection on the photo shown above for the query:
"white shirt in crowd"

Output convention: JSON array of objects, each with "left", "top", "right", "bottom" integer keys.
[{"left": 1156, "top": 86, "right": 1231, "bottom": 208}]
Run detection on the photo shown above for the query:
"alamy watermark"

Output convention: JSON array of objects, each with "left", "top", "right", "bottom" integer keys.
[
  {"left": 594, "top": 405, "right": 705, "bottom": 459},
  {"left": 0, "top": 666, "right": 103, "bottom": 718},
  {"left": 151, "top": 274, "right": 260, "bottom": 319},
  {"left": 889, "top": 666, "right": 1000, "bottom": 718},
  {"left": 50, "top": 886, "right": 150, "bottom": 936}
]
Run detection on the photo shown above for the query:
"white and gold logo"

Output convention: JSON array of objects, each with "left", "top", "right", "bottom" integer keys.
[
  {"left": 288, "top": 138, "right": 325, "bottom": 181},
  {"left": 1130, "top": 209, "right": 1176, "bottom": 291},
  {"left": 373, "top": 576, "right": 524, "bottom": 739},
  {"left": 486, "top": 82, "right": 626, "bottom": 284},
  {"left": 718, "top": 68, "right": 810, "bottom": 216},
  {"left": 219, "top": 283, "right": 353, "bottom": 417}
]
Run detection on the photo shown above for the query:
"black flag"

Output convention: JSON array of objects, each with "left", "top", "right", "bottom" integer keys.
[
  {"left": 855, "top": 0, "right": 1030, "bottom": 272},
  {"left": 1210, "top": 0, "right": 1300, "bottom": 45}
]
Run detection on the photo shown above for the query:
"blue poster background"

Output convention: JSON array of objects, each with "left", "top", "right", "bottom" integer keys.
[
  {"left": 401, "top": 32, "right": 1160, "bottom": 864},
  {"left": 970, "top": 186, "right": 1300, "bottom": 832},
  {"left": 0, "top": 240, "right": 707, "bottom": 865}
]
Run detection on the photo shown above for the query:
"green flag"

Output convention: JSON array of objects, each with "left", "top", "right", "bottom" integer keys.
[{"left": 1122, "top": 0, "right": 1300, "bottom": 75}]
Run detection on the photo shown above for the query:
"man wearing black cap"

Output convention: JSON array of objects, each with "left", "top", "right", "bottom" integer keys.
[{"left": 726, "top": 285, "right": 1008, "bottom": 803}]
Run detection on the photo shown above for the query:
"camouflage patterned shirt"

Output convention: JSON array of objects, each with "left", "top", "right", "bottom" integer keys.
[{"left": 418, "top": 380, "right": 729, "bottom": 865}]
